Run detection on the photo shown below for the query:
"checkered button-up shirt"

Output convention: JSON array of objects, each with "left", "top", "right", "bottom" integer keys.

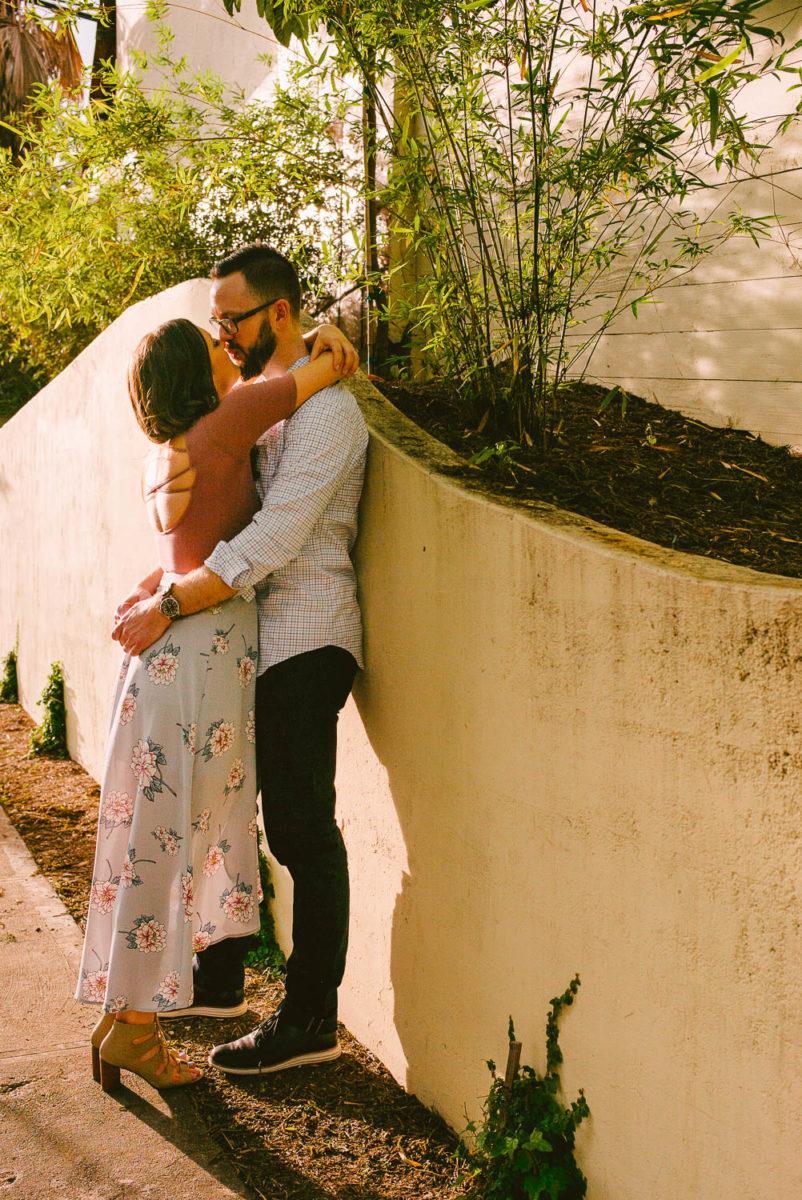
[{"left": 205, "top": 358, "right": 368, "bottom": 674}]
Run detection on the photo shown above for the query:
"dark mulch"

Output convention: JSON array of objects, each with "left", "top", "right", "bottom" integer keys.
[
  {"left": 182, "top": 981, "right": 462, "bottom": 1200},
  {"left": 377, "top": 378, "right": 802, "bottom": 578},
  {"left": 0, "top": 704, "right": 464, "bottom": 1200}
]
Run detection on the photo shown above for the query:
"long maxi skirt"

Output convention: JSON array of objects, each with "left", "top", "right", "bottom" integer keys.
[{"left": 76, "top": 591, "right": 261, "bottom": 1013}]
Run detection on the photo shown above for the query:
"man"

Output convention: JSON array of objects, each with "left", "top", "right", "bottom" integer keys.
[{"left": 114, "top": 244, "right": 368, "bottom": 1075}]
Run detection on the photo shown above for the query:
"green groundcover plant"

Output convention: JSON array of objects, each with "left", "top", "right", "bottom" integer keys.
[
  {"left": 29, "top": 661, "right": 69, "bottom": 759},
  {"left": 0, "top": 649, "right": 18, "bottom": 704},
  {"left": 0, "top": 33, "right": 353, "bottom": 416},
  {"left": 244, "top": 831, "right": 287, "bottom": 975}
]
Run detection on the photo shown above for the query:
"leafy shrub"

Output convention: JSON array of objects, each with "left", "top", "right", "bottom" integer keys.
[
  {"left": 0, "top": 44, "right": 352, "bottom": 418},
  {"left": 0, "top": 342, "right": 47, "bottom": 424},
  {"left": 0, "top": 649, "right": 18, "bottom": 703},
  {"left": 29, "top": 661, "right": 69, "bottom": 758}
]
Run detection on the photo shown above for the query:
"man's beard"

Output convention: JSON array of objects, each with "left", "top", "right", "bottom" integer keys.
[{"left": 239, "top": 319, "right": 277, "bottom": 381}]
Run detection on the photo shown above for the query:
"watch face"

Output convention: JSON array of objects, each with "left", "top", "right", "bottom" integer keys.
[{"left": 159, "top": 594, "right": 180, "bottom": 620}]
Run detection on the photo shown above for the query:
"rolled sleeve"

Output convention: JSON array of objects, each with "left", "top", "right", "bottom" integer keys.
[{"left": 205, "top": 540, "right": 256, "bottom": 601}]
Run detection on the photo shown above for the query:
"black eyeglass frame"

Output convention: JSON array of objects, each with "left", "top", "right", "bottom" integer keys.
[{"left": 209, "top": 298, "right": 280, "bottom": 337}]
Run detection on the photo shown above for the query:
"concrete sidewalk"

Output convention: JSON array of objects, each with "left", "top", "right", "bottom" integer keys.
[{"left": 0, "top": 805, "right": 246, "bottom": 1200}]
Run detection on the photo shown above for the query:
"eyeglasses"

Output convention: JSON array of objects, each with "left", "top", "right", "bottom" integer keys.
[{"left": 209, "top": 298, "right": 279, "bottom": 337}]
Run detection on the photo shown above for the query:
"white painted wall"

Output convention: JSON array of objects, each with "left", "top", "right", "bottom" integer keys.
[
  {"left": 118, "top": 0, "right": 285, "bottom": 99},
  {"left": 2, "top": 284, "right": 802, "bottom": 1198},
  {"left": 551, "top": 0, "right": 802, "bottom": 446},
  {"left": 572, "top": 177, "right": 802, "bottom": 446}
]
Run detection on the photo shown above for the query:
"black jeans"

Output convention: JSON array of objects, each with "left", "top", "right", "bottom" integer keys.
[{"left": 196, "top": 646, "right": 357, "bottom": 1020}]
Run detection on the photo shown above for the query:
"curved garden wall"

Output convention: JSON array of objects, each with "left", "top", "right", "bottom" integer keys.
[
  {"left": 343, "top": 385, "right": 802, "bottom": 1200},
  {"left": 1, "top": 282, "right": 801, "bottom": 1199}
]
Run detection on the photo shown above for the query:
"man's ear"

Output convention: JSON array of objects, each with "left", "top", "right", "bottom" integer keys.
[{"left": 272, "top": 298, "right": 292, "bottom": 326}]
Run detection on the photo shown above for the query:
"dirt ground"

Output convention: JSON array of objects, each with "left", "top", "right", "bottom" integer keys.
[{"left": 0, "top": 703, "right": 465, "bottom": 1200}]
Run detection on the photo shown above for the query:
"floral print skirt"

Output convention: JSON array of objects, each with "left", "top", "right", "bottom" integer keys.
[{"left": 76, "top": 591, "right": 261, "bottom": 1013}]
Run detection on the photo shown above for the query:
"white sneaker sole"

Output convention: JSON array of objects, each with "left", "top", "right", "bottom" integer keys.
[
  {"left": 161, "top": 1000, "right": 249, "bottom": 1019},
  {"left": 209, "top": 1041, "right": 342, "bottom": 1075}
]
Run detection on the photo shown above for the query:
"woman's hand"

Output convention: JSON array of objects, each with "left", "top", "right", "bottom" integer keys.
[
  {"left": 113, "top": 568, "right": 163, "bottom": 626},
  {"left": 112, "top": 595, "right": 170, "bottom": 657},
  {"left": 113, "top": 585, "right": 154, "bottom": 627},
  {"left": 308, "top": 323, "right": 358, "bottom": 377},
  {"left": 292, "top": 350, "right": 349, "bottom": 407}
]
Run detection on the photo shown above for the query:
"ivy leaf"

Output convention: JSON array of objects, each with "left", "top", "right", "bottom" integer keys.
[{"left": 523, "top": 1130, "right": 553, "bottom": 1154}]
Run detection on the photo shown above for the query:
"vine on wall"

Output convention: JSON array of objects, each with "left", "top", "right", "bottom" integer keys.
[
  {"left": 461, "top": 976, "right": 589, "bottom": 1200},
  {"left": 243, "top": 831, "right": 287, "bottom": 976}
]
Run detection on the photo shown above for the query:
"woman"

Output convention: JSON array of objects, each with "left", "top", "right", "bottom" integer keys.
[{"left": 76, "top": 318, "right": 347, "bottom": 1090}]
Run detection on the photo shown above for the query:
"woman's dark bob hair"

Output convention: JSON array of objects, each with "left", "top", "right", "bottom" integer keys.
[{"left": 128, "top": 318, "right": 218, "bottom": 442}]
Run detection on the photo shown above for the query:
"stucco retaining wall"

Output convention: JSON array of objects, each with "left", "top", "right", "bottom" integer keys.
[
  {"left": 342, "top": 385, "right": 802, "bottom": 1200},
  {"left": 2, "top": 282, "right": 801, "bottom": 1198}
]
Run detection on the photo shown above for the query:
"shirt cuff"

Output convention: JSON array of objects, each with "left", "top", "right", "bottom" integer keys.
[{"left": 205, "top": 541, "right": 256, "bottom": 602}]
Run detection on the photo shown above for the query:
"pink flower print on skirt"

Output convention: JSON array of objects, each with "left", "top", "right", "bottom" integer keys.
[{"left": 76, "top": 593, "right": 260, "bottom": 1013}]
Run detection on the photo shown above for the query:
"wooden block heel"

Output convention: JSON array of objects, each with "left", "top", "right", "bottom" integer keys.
[
  {"left": 99, "top": 1058, "right": 121, "bottom": 1092},
  {"left": 90, "top": 1011, "right": 115, "bottom": 1085}
]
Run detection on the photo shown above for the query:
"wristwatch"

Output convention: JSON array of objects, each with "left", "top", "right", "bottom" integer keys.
[{"left": 158, "top": 584, "right": 181, "bottom": 622}]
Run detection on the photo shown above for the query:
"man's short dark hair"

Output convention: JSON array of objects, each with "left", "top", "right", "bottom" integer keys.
[{"left": 211, "top": 244, "right": 301, "bottom": 317}]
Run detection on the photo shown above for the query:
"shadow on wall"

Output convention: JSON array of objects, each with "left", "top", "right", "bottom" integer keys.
[
  {"left": 347, "top": 602, "right": 615, "bottom": 1136},
  {"left": 341, "top": 440, "right": 602, "bottom": 1131}
]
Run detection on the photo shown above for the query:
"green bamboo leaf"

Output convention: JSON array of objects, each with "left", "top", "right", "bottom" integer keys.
[
  {"left": 697, "top": 37, "right": 746, "bottom": 84},
  {"left": 599, "top": 387, "right": 620, "bottom": 413},
  {"left": 707, "top": 86, "right": 719, "bottom": 145},
  {"left": 0, "top": 118, "right": 24, "bottom": 137}
]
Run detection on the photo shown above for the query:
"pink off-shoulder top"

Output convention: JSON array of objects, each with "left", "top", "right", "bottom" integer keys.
[{"left": 143, "top": 373, "right": 297, "bottom": 574}]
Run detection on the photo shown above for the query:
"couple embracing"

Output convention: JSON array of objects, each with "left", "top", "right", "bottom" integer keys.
[{"left": 76, "top": 243, "right": 368, "bottom": 1089}]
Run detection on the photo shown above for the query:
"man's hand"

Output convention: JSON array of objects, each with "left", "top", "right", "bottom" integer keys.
[
  {"left": 309, "top": 324, "right": 358, "bottom": 377},
  {"left": 112, "top": 595, "right": 170, "bottom": 657}
]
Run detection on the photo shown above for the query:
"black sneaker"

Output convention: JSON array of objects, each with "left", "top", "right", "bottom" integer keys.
[
  {"left": 161, "top": 982, "right": 247, "bottom": 1019},
  {"left": 208, "top": 1005, "right": 341, "bottom": 1075}
]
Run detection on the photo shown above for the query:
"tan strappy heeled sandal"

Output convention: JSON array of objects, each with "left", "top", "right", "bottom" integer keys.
[{"left": 99, "top": 1016, "right": 204, "bottom": 1091}]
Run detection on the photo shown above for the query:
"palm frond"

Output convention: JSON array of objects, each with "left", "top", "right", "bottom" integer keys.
[
  {"left": 0, "top": 5, "right": 82, "bottom": 121},
  {"left": 38, "top": 21, "right": 82, "bottom": 95}
]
